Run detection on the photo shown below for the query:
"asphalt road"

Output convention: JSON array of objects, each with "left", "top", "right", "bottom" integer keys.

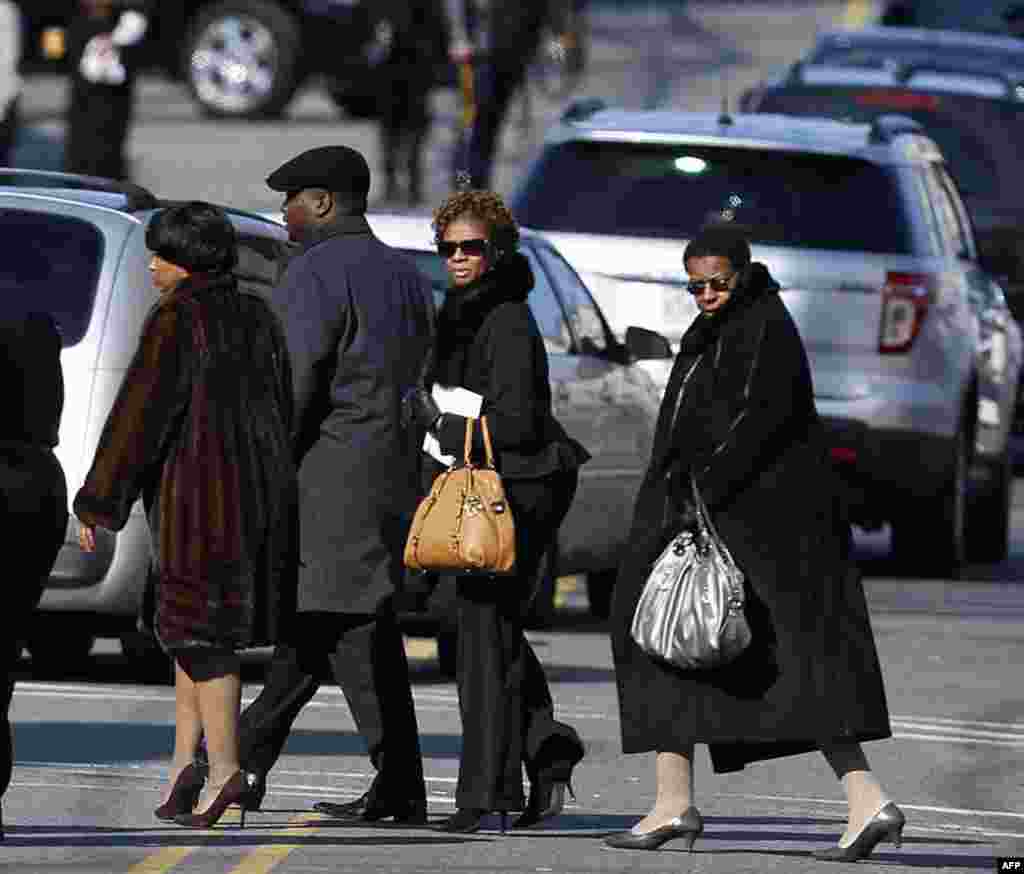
[{"left": 4, "top": 1, "right": 1023, "bottom": 872}]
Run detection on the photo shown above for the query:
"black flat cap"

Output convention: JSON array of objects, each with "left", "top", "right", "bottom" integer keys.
[{"left": 266, "top": 145, "right": 371, "bottom": 198}]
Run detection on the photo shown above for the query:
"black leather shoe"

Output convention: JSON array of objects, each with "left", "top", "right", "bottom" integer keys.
[
  {"left": 313, "top": 794, "right": 427, "bottom": 825},
  {"left": 813, "top": 802, "right": 905, "bottom": 862},
  {"left": 511, "top": 779, "right": 575, "bottom": 829},
  {"left": 439, "top": 807, "right": 500, "bottom": 834},
  {"left": 240, "top": 771, "right": 266, "bottom": 812},
  {"left": 604, "top": 807, "right": 704, "bottom": 851}
]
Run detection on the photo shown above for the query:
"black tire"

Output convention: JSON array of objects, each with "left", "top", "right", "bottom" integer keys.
[
  {"left": 121, "top": 632, "right": 174, "bottom": 684},
  {"left": 585, "top": 569, "right": 615, "bottom": 620},
  {"left": 183, "top": 0, "right": 302, "bottom": 119},
  {"left": 436, "top": 626, "right": 457, "bottom": 679},
  {"left": 891, "top": 428, "right": 968, "bottom": 577},
  {"left": 27, "top": 626, "right": 95, "bottom": 676},
  {"left": 966, "top": 451, "right": 1012, "bottom": 563}
]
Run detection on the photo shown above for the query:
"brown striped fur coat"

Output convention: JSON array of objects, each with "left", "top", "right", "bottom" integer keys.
[{"left": 74, "top": 273, "right": 298, "bottom": 651}]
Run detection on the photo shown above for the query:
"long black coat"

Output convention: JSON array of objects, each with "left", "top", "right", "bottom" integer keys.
[
  {"left": 75, "top": 274, "right": 297, "bottom": 650},
  {"left": 610, "top": 264, "right": 892, "bottom": 773},
  {"left": 273, "top": 216, "right": 434, "bottom": 615}
]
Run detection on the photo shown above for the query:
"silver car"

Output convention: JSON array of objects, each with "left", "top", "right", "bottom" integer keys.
[
  {"left": 510, "top": 106, "right": 1023, "bottom": 572},
  {"left": 0, "top": 171, "right": 289, "bottom": 670}
]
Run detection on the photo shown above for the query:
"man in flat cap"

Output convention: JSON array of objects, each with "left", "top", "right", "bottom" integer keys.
[{"left": 232, "top": 145, "right": 433, "bottom": 822}]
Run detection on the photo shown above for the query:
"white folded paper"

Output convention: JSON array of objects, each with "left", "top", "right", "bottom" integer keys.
[{"left": 423, "top": 384, "right": 483, "bottom": 466}]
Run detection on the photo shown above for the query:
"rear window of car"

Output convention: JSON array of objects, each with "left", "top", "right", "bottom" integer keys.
[
  {"left": 756, "top": 89, "right": 1024, "bottom": 199},
  {"left": 514, "top": 141, "right": 913, "bottom": 254},
  {"left": 0, "top": 209, "right": 104, "bottom": 346},
  {"left": 882, "top": 0, "right": 1020, "bottom": 35}
]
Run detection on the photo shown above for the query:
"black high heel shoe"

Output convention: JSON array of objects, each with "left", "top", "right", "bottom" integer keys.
[
  {"left": 174, "top": 771, "right": 257, "bottom": 829},
  {"left": 154, "top": 762, "right": 207, "bottom": 822},
  {"left": 240, "top": 771, "right": 266, "bottom": 812},
  {"left": 439, "top": 808, "right": 508, "bottom": 834},
  {"left": 511, "top": 778, "right": 575, "bottom": 829},
  {"left": 814, "top": 802, "right": 906, "bottom": 862},
  {"left": 604, "top": 807, "right": 704, "bottom": 851}
]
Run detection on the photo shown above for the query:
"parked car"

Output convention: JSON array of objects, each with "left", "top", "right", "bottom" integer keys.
[
  {"left": 0, "top": 169, "right": 290, "bottom": 671},
  {"left": 739, "top": 27, "right": 1024, "bottom": 325},
  {"left": 16, "top": 0, "right": 422, "bottom": 119},
  {"left": 510, "top": 104, "right": 1022, "bottom": 572}
]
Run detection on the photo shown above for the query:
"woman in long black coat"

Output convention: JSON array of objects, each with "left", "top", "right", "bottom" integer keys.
[
  {"left": 607, "top": 226, "right": 903, "bottom": 862},
  {"left": 404, "top": 189, "right": 590, "bottom": 833},
  {"left": 0, "top": 312, "right": 68, "bottom": 841},
  {"left": 74, "top": 203, "right": 297, "bottom": 829}
]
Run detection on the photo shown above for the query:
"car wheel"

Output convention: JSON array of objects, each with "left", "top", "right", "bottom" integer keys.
[
  {"left": 436, "top": 626, "right": 457, "bottom": 679},
  {"left": 966, "top": 451, "right": 1012, "bottom": 563},
  {"left": 27, "top": 627, "right": 95, "bottom": 676},
  {"left": 585, "top": 569, "right": 616, "bottom": 620},
  {"left": 183, "top": 0, "right": 302, "bottom": 119},
  {"left": 891, "top": 427, "right": 968, "bottom": 576},
  {"left": 120, "top": 632, "right": 173, "bottom": 684}
]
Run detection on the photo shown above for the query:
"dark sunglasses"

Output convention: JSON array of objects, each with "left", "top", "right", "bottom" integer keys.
[
  {"left": 438, "top": 238, "right": 489, "bottom": 259},
  {"left": 686, "top": 272, "right": 736, "bottom": 296}
]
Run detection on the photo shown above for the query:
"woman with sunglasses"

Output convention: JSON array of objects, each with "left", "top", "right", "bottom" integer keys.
[
  {"left": 403, "top": 189, "right": 590, "bottom": 834},
  {"left": 606, "top": 225, "right": 901, "bottom": 862}
]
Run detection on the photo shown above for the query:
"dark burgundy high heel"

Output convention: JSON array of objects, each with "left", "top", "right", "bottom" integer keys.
[
  {"left": 173, "top": 771, "right": 256, "bottom": 829},
  {"left": 154, "top": 762, "right": 206, "bottom": 822}
]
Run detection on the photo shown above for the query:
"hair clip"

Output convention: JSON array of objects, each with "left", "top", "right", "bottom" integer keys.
[{"left": 454, "top": 170, "right": 473, "bottom": 193}]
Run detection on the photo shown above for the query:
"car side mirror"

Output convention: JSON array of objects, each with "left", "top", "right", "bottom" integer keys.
[{"left": 625, "top": 326, "right": 673, "bottom": 360}]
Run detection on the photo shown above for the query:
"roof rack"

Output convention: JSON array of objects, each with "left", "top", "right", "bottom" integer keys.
[
  {"left": 867, "top": 114, "right": 924, "bottom": 143},
  {"left": 0, "top": 168, "right": 159, "bottom": 210},
  {"left": 561, "top": 97, "right": 607, "bottom": 124}
]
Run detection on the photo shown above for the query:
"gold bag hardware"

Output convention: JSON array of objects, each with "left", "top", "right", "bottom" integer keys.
[{"left": 404, "top": 415, "right": 516, "bottom": 575}]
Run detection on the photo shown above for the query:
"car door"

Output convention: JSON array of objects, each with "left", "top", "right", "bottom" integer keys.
[{"left": 526, "top": 240, "right": 659, "bottom": 574}]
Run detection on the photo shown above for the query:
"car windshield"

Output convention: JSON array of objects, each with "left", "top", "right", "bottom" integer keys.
[
  {"left": 0, "top": 209, "right": 104, "bottom": 346},
  {"left": 514, "top": 142, "right": 913, "bottom": 253},
  {"left": 756, "top": 89, "right": 1024, "bottom": 199}
]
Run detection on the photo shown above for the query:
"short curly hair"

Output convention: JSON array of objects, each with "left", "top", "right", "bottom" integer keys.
[{"left": 432, "top": 189, "right": 520, "bottom": 256}]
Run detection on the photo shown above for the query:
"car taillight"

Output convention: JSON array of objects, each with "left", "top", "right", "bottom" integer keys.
[{"left": 879, "top": 272, "right": 935, "bottom": 354}]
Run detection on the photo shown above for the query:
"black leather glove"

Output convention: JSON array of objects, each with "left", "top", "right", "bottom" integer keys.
[{"left": 401, "top": 387, "right": 443, "bottom": 432}]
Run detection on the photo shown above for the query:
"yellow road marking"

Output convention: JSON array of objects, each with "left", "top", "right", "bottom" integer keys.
[
  {"left": 126, "top": 847, "right": 196, "bottom": 873},
  {"left": 842, "top": 0, "right": 875, "bottom": 27},
  {"left": 227, "top": 813, "right": 327, "bottom": 874}
]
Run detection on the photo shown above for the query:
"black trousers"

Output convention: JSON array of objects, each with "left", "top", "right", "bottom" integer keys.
[
  {"left": 455, "top": 60, "right": 527, "bottom": 189},
  {"left": 378, "top": 69, "right": 430, "bottom": 201},
  {"left": 451, "top": 469, "right": 583, "bottom": 811},
  {"left": 0, "top": 449, "right": 67, "bottom": 804},
  {"left": 237, "top": 610, "right": 426, "bottom": 803}
]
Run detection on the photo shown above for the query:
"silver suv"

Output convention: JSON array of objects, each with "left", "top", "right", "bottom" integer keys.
[{"left": 510, "top": 106, "right": 1022, "bottom": 572}]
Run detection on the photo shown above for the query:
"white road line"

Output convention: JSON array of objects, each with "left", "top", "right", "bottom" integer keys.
[{"left": 718, "top": 792, "right": 1024, "bottom": 822}]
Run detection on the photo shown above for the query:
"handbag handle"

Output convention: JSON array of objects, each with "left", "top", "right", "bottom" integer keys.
[
  {"left": 689, "top": 476, "right": 744, "bottom": 600},
  {"left": 461, "top": 415, "right": 497, "bottom": 468}
]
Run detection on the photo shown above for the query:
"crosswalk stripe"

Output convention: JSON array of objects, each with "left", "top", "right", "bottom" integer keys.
[
  {"left": 125, "top": 847, "right": 195, "bottom": 873},
  {"left": 227, "top": 813, "right": 327, "bottom": 874}
]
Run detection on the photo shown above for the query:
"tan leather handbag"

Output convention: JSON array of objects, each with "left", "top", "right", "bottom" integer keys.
[{"left": 404, "top": 416, "right": 516, "bottom": 575}]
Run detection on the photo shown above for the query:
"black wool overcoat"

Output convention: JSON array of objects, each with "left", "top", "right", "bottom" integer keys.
[
  {"left": 610, "top": 263, "right": 892, "bottom": 772},
  {"left": 273, "top": 216, "right": 434, "bottom": 615},
  {"left": 74, "top": 273, "right": 298, "bottom": 651}
]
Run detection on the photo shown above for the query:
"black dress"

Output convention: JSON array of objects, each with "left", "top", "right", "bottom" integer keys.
[
  {"left": 610, "top": 263, "right": 892, "bottom": 773},
  {"left": 0, "top": 313, "right": 68, "bottom": 815},
  {"left": 428, "top": 252, "right": 590, "bottom": 811}
]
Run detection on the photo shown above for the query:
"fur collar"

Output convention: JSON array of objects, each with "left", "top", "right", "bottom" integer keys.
[{"left": 679, "top": 262, "right": 780, "bottom": 356}]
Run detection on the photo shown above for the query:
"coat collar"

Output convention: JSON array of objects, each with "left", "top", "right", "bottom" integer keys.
[
  {"left": 161, "top": 271, "right": 236, "bottom": 306},
  {"left": 299, "top": 214, "right": 372, "bottom": 252}
]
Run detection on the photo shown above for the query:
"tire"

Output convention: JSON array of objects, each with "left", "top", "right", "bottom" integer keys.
[
  {"left": 585, "top": 569, "right": 615, "bottom": 620},
  {"left": 966, "top": 451, "right": 1012, "bottom": 563},
  {"left": 183, "top": 0, "right": 302, "bottom": 119},
  {"left": 436, "top": 626, "right": 457, "bottom": 680},
  {"left": 891, "top": 428, "right": 968, "bottom": 576},
  {"left": 27, "top": 626, "right": 95, "bottom": 676}
]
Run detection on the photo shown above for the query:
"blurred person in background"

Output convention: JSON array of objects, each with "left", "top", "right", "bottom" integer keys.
[
  {"left": 403, "top": 189, "right": 590, "bottom": 834},
  {"left": 0, "top": 0, "right": 21, "bottom": 166},
  {"left": 444, "top": 0, "right": 547, "bottom": 188},
  {"left": 75, "top": 202, "right": 298, "bottom": 829},
  {"left": 64, "top": 0, "right": 151, "bottom": 180},
  {"left": 1005, "top": 5, "right": 1024, "bottom": 38},
  {"left": 375, "top": 0, "right": 448, "bottom": 207},
  {"left": 0, "top": 312, "right": 68, "bottom": 841}
]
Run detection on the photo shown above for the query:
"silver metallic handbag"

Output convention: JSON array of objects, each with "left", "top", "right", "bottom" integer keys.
[{"left": 631, "top": 477, "right": 752, "bottom": 669}]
